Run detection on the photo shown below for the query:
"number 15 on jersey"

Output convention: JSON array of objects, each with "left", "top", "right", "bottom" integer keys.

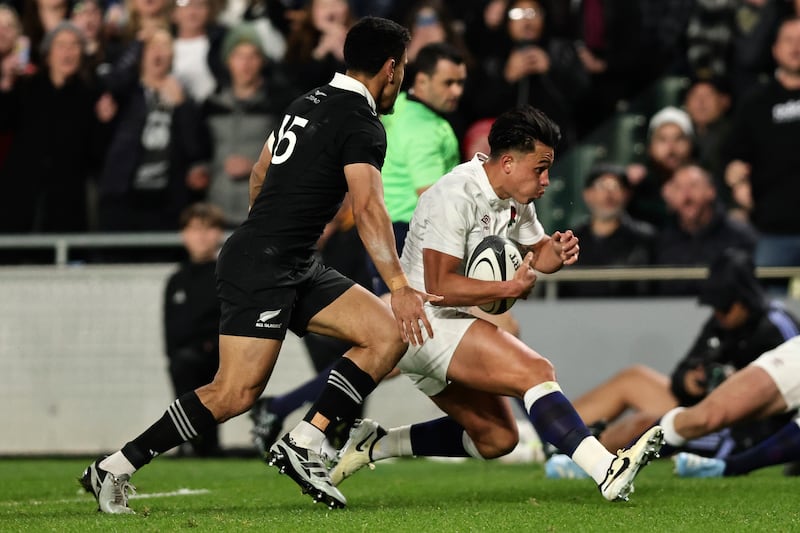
[{"left": 270, "top": 114, "right": 309, "bottom": 165}]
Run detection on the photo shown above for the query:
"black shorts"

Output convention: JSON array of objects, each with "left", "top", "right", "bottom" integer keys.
[{"left": 217, "top": 229, "right": 354, "bottom": 340}]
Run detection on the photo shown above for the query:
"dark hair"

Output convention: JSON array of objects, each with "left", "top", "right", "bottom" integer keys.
[
  {"left": 699, "top": 248, "right": 766, "bottom": 313},
  {"left": 414, "top": 42, "right": 463, "bottom": 76},
  {"left": 179, "top": 202, "right": 225, "bottom": 230},
  {"left": 584, "top": 162, "right": 630, "bottom": 189},
  {"left": 344, "top": 16, "right": 411, "bottom": 76},
  {"left": 488, "top": 105, "right": 561, "bottom": 155},
  {"left": 672, "top": 162, "right": 715, "bottom": 188}
]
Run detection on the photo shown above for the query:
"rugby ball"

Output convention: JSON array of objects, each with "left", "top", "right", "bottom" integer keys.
[{"left": 465, "top": 235, "right": 521, "bottom": 314}]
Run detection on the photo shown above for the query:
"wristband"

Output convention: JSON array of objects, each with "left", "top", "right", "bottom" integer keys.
[{"left": 388, "top": 274, "right": 410, "bottom": 292}]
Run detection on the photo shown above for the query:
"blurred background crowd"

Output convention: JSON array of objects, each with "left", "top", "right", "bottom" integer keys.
[{"left": 0, "top": 0, "right": 799, "bottom": 285}]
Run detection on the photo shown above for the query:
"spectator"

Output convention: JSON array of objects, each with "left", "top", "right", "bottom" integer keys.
[
  {"left": 397, "top": 0, "right": 473, "bottom": 138},
  {"left": 104, "top": 0, "right": 173, "bottom": 64},
  {"left": 282, "top": 0, "right": 353, "bottom": 93},
  {"left": 71, "top": 0, "right": 109, "bottom": 79},
  {"left": 171, "top": 0, "right": 227, "bottom": 103},
  {"left": 232, "top": 0, "right": 288, "bottom": 62},
  {"left": 460, "top": 0, "right": 513, "bottom": 64},
  {"left": 0, "top": 22, "right": 111, "bottom": 234},
  {"left": 730, "top": 0, "right": 798, "bottom": 100},
  {"left": 0, "top": 5, "right": 26, "bottom": 169},
  {"left": 638, "top": 0, "right": 694, "bottom": 81},
  {"left": 164, "top": 202, "right": 225, "bottom": 457},
  {"left": 350, "top": 0, "right": 398, "bottom": 18},
  {"left": 572, "top": 0, "right": 650, "bottom": 136},
  {"left": 0, "top": 5, "right": 28, "bottom": 75},
  {"left": 97, "top": 28, "right": 210, "bottom": 234},
  {"left": 558, "top": 163, "right": 655, "bottom": 298},
  {"left": 127, "top": 0, "right": 174, "bottom": 39},
  {"left": 546, "top": 248, "right": 800, "bottom": 476},
  {"left": 462, "top": 0, "right": 588, "bottom": 148},
  {"left": 682, "top": 77, "right": 733, "bottom": 194},
  {"left": 626, "top": 106, "right": 695, "bottom": 228},
  {"left": 683, "top": 0, "right": 738, "bottom": 83},
  {"left": 654, "top": 164, "right": 757, "bottom": 296},
  {"left": 724, "top": 16, "right": 800, "bottom": 271},
  {"left": 400, "top": 0, "right": 471, "bottom": 65},
  {"left": 21, "top": 0, "right": 70, "bottom": 67},
  {"left": 204, "top": 22, "right": 291, "bottom": 226}
]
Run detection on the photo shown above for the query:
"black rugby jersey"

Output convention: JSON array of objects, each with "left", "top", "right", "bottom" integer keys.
[{"left": 244, "top": 73, "right": 387, "bottom": 261}]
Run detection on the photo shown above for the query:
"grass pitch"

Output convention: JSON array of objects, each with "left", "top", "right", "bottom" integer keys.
[{"left": 0, "top": 456, "right": 797, "bottom": 532}]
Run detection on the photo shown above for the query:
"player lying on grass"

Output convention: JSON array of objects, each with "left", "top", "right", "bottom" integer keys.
[
  {"left": 325, "top": 105, "right": 664, "bottom": 503},
  {"left": 659, "top": 333, "right": 800, "bottom": 477}
]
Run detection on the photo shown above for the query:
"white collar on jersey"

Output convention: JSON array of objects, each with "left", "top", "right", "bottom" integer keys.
[
  {"left": 471, "top": 152, "right": 510, "bottom": 208},
  {"left": 329, "top": 72, "right": 377, "bottom": 115}
]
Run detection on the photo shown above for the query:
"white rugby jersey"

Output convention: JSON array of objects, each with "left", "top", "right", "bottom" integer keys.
[{"left": 400, "top": 152, "right": 546, "bottom": 292}]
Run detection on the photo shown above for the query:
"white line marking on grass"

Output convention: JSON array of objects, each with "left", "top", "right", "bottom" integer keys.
[
  {"left": 130, "top": 488, "right": 211, "bottom": 500},
  {"left": 0, "top": 488, "right": 210, "bottom": 507}
]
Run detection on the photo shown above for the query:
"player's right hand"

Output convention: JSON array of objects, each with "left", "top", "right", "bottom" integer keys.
[
  {"left": 390, "top": 287, "right": 442, "bottom": 346},
  {"left": 512, "top": 251, "right": 537, "bottom": 299}
]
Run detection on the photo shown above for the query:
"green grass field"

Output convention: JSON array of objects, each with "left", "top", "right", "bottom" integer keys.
[{"left": 0, "top": 456, "right": 797, "bottom": 532}]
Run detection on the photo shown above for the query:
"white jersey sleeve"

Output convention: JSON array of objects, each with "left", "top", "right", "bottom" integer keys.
[{"left": 512, "top": 201, "right": 546, "bottom": 246}]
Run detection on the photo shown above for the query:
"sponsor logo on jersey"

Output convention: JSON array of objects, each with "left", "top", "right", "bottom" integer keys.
[{"left": 304, "top": 88, "right": 329, "bottom": 104}]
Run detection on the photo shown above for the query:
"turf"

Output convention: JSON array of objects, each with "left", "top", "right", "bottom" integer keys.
[{"left": 0, "top": 457, "right": 797, "bottom": 532}]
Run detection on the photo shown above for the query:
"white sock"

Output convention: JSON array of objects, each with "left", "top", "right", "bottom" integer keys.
[
  {"left": 288, "top": 420, "right": 325, "bottom": 452},
  {"left": 372, "top": 425, "right": 412, "bottom": 460},
  {"left": 571, "top": 437, "right": 615, "bottom": 484},
  {"left": 660, "top": 407, "right": 687, "bottom": 446},
  {"left": 99, "top": 451, "right": 136, "bottom": 476}
]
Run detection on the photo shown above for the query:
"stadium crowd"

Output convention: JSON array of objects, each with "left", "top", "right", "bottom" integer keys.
[{"left": 0, "top": 0, "right": 798, "bottom": 295}]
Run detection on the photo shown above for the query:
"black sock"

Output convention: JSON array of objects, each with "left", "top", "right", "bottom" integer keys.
[
  {"left": 121, "top": 391, "right": 217, "bottom": 469},
  {"left": 303, "top": 357, "right": 376, "bottom": 440}
]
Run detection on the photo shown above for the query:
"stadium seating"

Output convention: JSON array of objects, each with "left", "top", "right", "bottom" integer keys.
[{"left": 540, "top": 143, "right": 605, "bottom": 229}]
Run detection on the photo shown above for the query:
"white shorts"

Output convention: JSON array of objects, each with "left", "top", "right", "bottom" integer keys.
[
  {"left": 749, "top": 335, "right": 800, "bottom": 410},
  {"left": 398, "top": 304, "right": 477, "bottom": 396}
]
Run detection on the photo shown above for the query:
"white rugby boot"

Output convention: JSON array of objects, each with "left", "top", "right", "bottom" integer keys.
[
  {"left": 599, "top": 426, "right": 664, "bottom": 502},
  {"left": 330, "top": 419, "right": 387, "bottom": 486}
]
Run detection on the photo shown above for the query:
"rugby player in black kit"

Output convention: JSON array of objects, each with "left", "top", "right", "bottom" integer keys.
[{"left": 80, "top": 16, "right": 440, "bottom": 513}]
